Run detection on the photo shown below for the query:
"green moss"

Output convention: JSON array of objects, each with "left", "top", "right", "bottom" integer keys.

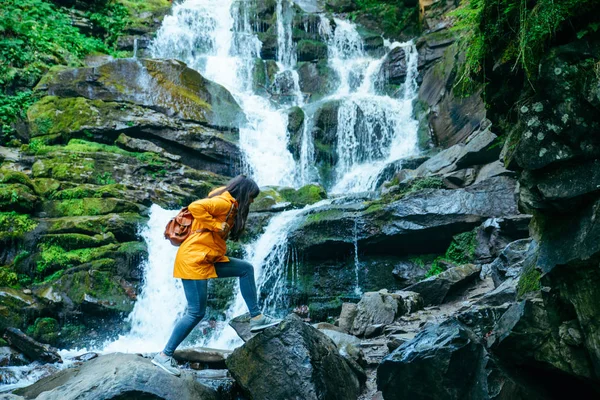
[
  {"left": 36, "top": 243, "right": 119, "bottom": 277},
  {"left": 0, "top": 183, "right": 38, "bottom": 212},
  {"left": 517, "top": 263, "right": 542, "bottom": 298},
  {"left": 280, "top": 184, "right": 327, "bottom": 207},
  {"left": 27, "top": 317, "right": 59, "bottom": 344},
  {"left": 31, "top": 178, "right": 61, "bottom": 197},
  {"left": 425, "top": 259, "right": 445, "bottom": 278},
  {"left": 445, "top": 230, "right": 477, "bottom": 265},
  {"left": 304, "top": 208, "right": 345, "bottom": 224},
  {"left": 0, "top": 211, "right": 38, "bottom": 240},
  {"left": 40, "top": 232, "right": 117, "bottom": 250},
  {"left": 0, "top": 266, "right": 19, "bottom": 287},
  {"left": 0, "top": 169, "right": 33, "bottom": 188}
]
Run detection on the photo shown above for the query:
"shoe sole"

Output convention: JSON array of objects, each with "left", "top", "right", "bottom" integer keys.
[
  {"left": 250, "top": 320, "right": 281, "bottom": 333},
  {"left": 151, "top": 359, "right": 181, "bottom": 377}
]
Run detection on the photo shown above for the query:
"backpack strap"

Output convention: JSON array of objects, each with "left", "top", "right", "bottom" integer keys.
[{"left": 193, "top": 202, "right": 237, "bottom": 234}]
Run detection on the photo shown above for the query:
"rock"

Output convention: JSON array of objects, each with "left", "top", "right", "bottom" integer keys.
[
  {"left": 228, "top": 313, "right": 254, "bottom": 342},
  {"left": 291, "top": 176, "right": 519, "bottom": 260},
  {"left": 173, "top": 347, "right": 232, "bottom": 369},
  {"left": 377, "top": 319, "right": 487, "bottom": 400},
  {"left": 226, "top": 314, "right": 361, "bottom": 400},
  {"left": 0, "top": 346, "right": 29, "bottom": 366},
  {"left": 417, "top": 41, "right": 486, "bottom": 148},
  {"left": 351, "top": 291, "right": 406, "bottom": 337},
  {"left": 415, "top": 144, "right": 464, "bottom": 176},
  {"left": 0, "top": 288, "right": 42, "bottom": 332},
  {"left": 405, "top": 264, "right": 481, "bottom": 306},
  {"left": 391, "top": 259, "right": 428, "bottom": 287},
  {"left": 488, "top": 297, "right": 596, "bottom": 388},
  {"left": 380, "top": 46, "right": 407, "bottom": 84},
  {"left": 13, "top": 353, "right": 218, "bottom": 400},
  {"left": 297, "top": 40, "right": 328, "bottom": 62},
  {"left": 35, "top": 58, "right": 245, "bottom": 130},
  {"left": 394, "top": 290, "right": 424, "bottom": 314},
  {"left": 70, "top": 352, "right": 98, "bottom": 362},
  {"left": 3, "top": 328, "right": 62, "bottom": 364},
  {"left": 476, "top": 278, "right": 518, "bottom": 306},
  {"left": 319, "top": 328, "right": 363, "bottom": 362},
  {"left": 455, "top": 126, "right": 500, "bottom": 168},
  {"left": 338, "top": 303, "right": 358, "bottom": 332},
  {"left": 443, "top": 168, "right": 476, "bottom": 187},
  {"left": 474, "top": 160, "right": 514, "bottom": 184},
  {"left": 297, "top": 60, "right": 338, "bottom": 101},
  {"left": 115, "top": 133, "right": 181, "bottom": 161},
  {"left": 485, "top": 239, "right": 533, "bottom": 287},
  {"left": 473, "top": 216, "right": 532, "bottom": 264}
]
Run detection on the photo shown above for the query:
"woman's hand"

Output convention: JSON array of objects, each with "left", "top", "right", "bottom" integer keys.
[{"left": 218, "top": 222, "right": 230, "bottom": 237}]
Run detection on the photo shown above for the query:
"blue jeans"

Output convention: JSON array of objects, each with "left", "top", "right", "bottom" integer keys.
[{"left": 162, "top": 257, "right": 261, "bottom": 356}]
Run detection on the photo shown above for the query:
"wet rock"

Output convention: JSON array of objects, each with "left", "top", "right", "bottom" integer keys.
[
  {"left": 115, "top": 133, "right": 181, "bottom": 161},
  {"left": 474, "top": 160, "right": 514, "bottom": 184},
  {"left": 391, "top": 259, "right": 428, "bottom": 287},
  {"left": 417, "top": 41, "right": 486, "bottom": 148},
  {"left": 291, "top": 176, "right": 519, "bottom": 260},
  {"left": 338, "top": 302, "right": 358, "bottom": 332},
  {"left": 319, "top": 328, "right": 363, "bottom": 365},
  {"left": 488, "top": 297, "right": 596, "bottom": 390},
  {"left": 377, "top": 319, "right": 487, "bottom": 400},
  {"left": 351, "top": 291, "right": 410, "bottom": 337},
  {"left": 297, "top": 60, "right": 338, "bottom": 101},
  {"left": 297, "top": 40, "right": 328, "bottom": 62},
  {"left": 173, "top": 347, "right": 232, "bottom": 369},
  {"left": 0, "top": 288, "right": 43, "bottom": 332},
  {"left": 485, "top": 239, "right": 533, "bottom": 287},
  {"left": 35, "top": 58, "right": 245, "bottom": 130},
  {"left": 14, "top": 353, "right": 218, "bottom": 400},
  {"left": 226, "top": 314, "right": 361, "bottom": 400},
  {"left": 228, "top": 313, "right": 254, "bottom": 342},
  {"left": 0, "top": 346, "right": 29, "bottom": 366},
  {"left": 380, "top": 46, "right": 407, "bottom": 84},
  {"left": 473, "top": 216, "right": 532, "bottom": 264},
  {"left": 394, "top": 290, "right": 424, "bottom": 314},
  {"left": 405, "top": 264, "right": 481, "bottom": 306},
  {"left": 70, "top": 352, "right": 98, "bottom": 362},
  {"left": 3, "top": 328, "right": 62, "bottom": 364}
]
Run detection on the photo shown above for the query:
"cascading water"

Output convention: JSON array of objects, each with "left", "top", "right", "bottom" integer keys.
[
  {"left": 83, "top": 1, "right": 420, "bottom": 355},
  {"left": 102, "top": 205, "right": 184, "bottom": 353},
  {"left": 149, "top": 0, "right": 297, "bottom": 187}
]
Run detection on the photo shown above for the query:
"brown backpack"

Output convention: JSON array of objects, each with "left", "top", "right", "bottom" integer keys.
[{"left": 164, "top": 203, "right": 236, "bottom": 246}]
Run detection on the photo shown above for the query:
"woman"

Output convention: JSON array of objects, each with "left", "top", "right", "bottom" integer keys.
[{"left": 152, "top": 175, "right": 280, "bottom": 376}]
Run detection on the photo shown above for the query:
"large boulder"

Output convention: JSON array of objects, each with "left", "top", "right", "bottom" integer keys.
[
  {"left": 35, "top": 58, "right": 245, "bottom": 130},
  {"left": 378, "top": 319, "right": 488, "bottom": 400},
  {"left": 14, "top": 353, "right": 218, "bottom": 400},
  {"left": 226, "top": 314, "right": 361, "bottom": 400},
  {"left": 290, "top": 176, "right": 519, "bottom": 260},
  {"left": 405, "top": 264, "right": 481, "bottom": 306},
  {"left": 3, "top": 328, "right": 62, "bottom": 364}
]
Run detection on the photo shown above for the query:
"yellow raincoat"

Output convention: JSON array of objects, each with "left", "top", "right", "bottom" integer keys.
[{"left": 173, "top": 188, "right": 238, "bottom": 280}]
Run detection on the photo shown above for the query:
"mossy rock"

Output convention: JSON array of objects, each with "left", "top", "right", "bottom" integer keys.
[
  {"left": 0, "top": 169, "right": 34, "bottom": 189},
  {"left": 41, "top": 198, "right": 142, "bottom": 217},
  {"left": 251, "top": 187, "right": 286, "bottom": 212},
  {"left": 0, "top": 266, "right": 18, "bottom": 287},
  {"left": 286, "top": 106, "right": 305, "bottom": 159},
  {"left": 37, "top": 58, "right": 245, "bottom": 130},
  {"left": 32, "top": 178, "right": 62, "bottom": 198},
  {"left": 0, "top": 212, "right": 38, "bottom": 240},
  {"left": 35, "top": 243, "right": 121, "bottom": 277},
  {"left": 0, "top": 183, "right": 39, "bottom": 212},
  {"left": 297, "top": 40, "right": 328, "bottom": 62},
  {"left": 27, "top": 317, "right": 60, "bottom": 345},
  {"left": 0, "top": 288, "right": 42, "bottom": 331},
  {"left": 42, "top": 269, "right": 135, "bottom": 315},
  {"left": 280, "top": 184, "right": 327, "bottom": 207},
  {"left": 39, "top": 232, "right": 117, "bottom": 251},
  {"left": 45, "top": 213, "right": 147, "bottom": 242}
]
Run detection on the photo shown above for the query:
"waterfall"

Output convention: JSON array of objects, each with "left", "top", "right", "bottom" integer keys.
[
  {"left": 103, "top": 1, "right": 420, "bottom": 352},
  {"left": 102, "top": 206, "right": 184, "bottom": 353},
  {"left": 149, "top": 0, "right": 297, "bottom": 187}
]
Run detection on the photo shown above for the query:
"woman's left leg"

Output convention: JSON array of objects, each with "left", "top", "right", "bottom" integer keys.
[{"left": 215, "top": 257, "right": 261, "bottom": 317}]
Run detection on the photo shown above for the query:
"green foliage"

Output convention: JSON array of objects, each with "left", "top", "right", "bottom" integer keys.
[
  {"left": 451, "top": 0, "right": 599, "bottom": 94},
  {"left": 0, "top": 0, "right": 135, "bottom": 142},
  {"left": 0, "top": 211, "right": 38, "bottom": 240},
  {"left": 27, "top": 317, "right": 59, "bottom": 344},
  {"left": 345, "top": 0, "right": 418, "bottom": 38},
  {"left": 445, "top": 230, "right": 477, "bottom": 265},
  {"left": 517, "top": 263, "right": 542, "bottom": 297},
  {"left": 0, "top": 267, "right": 19, "bottom": 287},
  {"left": 425, "top": 259, "right": 445, "bottom": 278}
]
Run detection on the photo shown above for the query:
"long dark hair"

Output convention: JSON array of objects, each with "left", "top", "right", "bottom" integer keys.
[{"left": 209, "top": 175, "right": 260, "bottom": 241}]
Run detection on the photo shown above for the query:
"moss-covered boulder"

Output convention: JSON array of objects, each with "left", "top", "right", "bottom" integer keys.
[
  {"left": 0, "top": 183, "right": 39, "bottom": 213},
  {"left": 297, "top": 40, "right": 328, "bottom": 62},
  {"left": 251, "top": 184, "right": 327, "bottom": 212},
  {"left": 297, "top": 60, "right": 338, "bottom": 102},
  {"left": 0, "top": 288, "right": 44, "bottom": 332},
  {"left": 35, "top": 58, "right": 245, "bottom": 130}
]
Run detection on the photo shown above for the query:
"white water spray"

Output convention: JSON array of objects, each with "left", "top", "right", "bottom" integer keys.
[{"left": 102, "top": 205, "right": 184, "bottom": 353}]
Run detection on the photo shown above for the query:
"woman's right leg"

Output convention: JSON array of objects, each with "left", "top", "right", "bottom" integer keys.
[{"left": 162, "top": 279, "right": 207, "bottom": 356}]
